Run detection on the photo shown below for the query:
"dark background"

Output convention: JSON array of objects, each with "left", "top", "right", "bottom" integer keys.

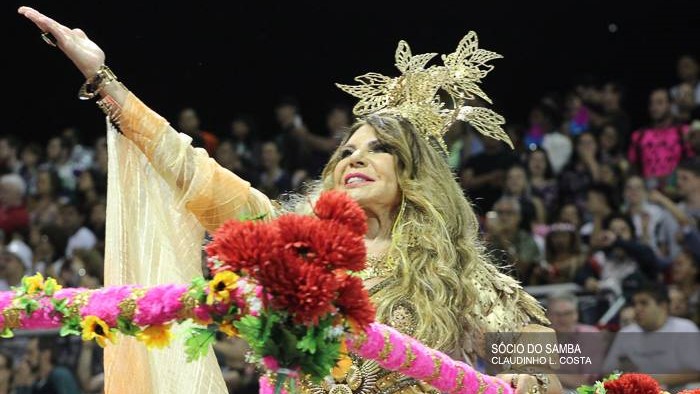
[{"left": 3, "top": 1, "right": 700, "bottom": 143}]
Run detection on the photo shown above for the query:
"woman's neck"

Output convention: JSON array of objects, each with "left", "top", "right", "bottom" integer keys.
[
  {"left": 365, "top": 212, "right": 394, "bottom": 241},
  {"left": 531, "top": 173, "right": 545, "bottom": 182}
]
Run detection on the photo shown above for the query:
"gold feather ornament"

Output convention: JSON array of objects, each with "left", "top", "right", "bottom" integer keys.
[{"left": 336, "top": 31, "right": 513, "bottom": 153}]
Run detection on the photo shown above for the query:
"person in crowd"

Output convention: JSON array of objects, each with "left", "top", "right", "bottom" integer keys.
[
  {"left": 486, "top": 196, "right": 542, "bottom": 283},
  {"left": 603, "top": 285, "right": 700, "bottom": 390},
  {"left": 228, "top": 115, "right": 260, "bottom": 171},
  {"left": 622, "top": 175, "right": 680, "bottom": 261},
  {"left": 546, "top": 292, "right": 599, "bottom": 391},
  {"left": 578, "top": 214, "right": 659, "bottom": 297},
  {"left": 0, "top": 173, "right": 30, "bottom": 239},
  {"left": 527, "top": 147, "right": 559, "bottom": 216},
  {"left": 558, "top": 132, "right": 602, "bottom": 211},
  {"left": 532, "top": 223, "right": 584, "bottom": 284},
  {"left": 502, "top": 164, "right": 545, "bottom": 226},
  {"left": 460, "top": 133, "right": 519, "bottom": 215},
  {"left": 18, "top": 143, "right": 42, "bottom": 197},
  {"left": 254, "top": 141, "right": 291, "bottom": 199},
  {"left": 59, "top": 202, "right": 96, "bottom": 258},
  {"left": 628, "top": 88, "right": 690, "bottom": 194},
  {"left": 177, "top": 107, "right": 219, "bottom": 155},
  {"left": 11, "top": 336, "right": 81, "bottom": 394}
]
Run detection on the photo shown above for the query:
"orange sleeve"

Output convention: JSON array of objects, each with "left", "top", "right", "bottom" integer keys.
[{"left": 119, "top": 92, "right": 273, "bottom": 232}]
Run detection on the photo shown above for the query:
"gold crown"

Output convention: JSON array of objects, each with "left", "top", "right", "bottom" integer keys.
[{"left": 336, "top": 32, "right": 512, "bottom": 153}]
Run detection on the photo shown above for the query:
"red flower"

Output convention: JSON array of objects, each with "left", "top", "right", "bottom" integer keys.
[
  {"left": 678, "top": 390, "right": 700, "bottom": 394},
  {"left": 603, "top": 374, "right": 660, "bottom": 394},
  {"left": 276, "top": 215, "right": 366, "bottom": 272},
  {"left": 257, "top": 260, "right": 339, "bottom": 325},
  {"left": 314, "top": 191, "right": 367, "bottom": 236},
  {"left": 206, "top": 220, "right": 280, "bottom": 275},
  {"left": 336, "top": 275, "right": 375, "bottom": 329}
]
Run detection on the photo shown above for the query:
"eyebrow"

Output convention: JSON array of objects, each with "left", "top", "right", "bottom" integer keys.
[{"left": 340, "top": 139, "right": 381, "bottom": 150}]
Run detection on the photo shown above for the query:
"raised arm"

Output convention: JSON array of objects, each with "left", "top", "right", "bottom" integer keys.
[{"left": 18, "top": 6, "right": 273, "bottom": 232}]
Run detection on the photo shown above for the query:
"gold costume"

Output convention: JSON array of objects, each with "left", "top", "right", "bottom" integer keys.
[{"left": 104, "top": 31, "right": 552, "bottom": 394}]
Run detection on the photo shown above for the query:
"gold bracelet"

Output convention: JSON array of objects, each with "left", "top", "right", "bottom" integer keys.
[{"left": 79, "top": 65, "right": 118, "bottom": 100}]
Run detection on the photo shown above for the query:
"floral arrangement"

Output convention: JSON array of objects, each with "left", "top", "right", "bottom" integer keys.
[
  {"left": 1, "top": 191, "right": 515, "bottom": 394},
  {"left": 577, "top": 373, "right": 700, "bottom": 394}
]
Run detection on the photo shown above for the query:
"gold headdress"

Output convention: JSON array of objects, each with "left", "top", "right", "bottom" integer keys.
[{"left": 336, "top": 32, "right": 512, "bottom": 153}]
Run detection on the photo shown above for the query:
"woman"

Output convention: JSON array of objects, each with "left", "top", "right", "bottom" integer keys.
[
  {"left": 531, "top": 223, "right": 584, "bottom": 285},
  {"left": 527, "top": 147, "right": 558, "bottom": 216},
  {"left": 503, "top": 164, "right": 545, "bottom": 226},
  {"left": 18, "top": 6, "right": 561, "bottom": 394},
  {"left": 557, "top": 132, "right": 601, "bottom": 210}
]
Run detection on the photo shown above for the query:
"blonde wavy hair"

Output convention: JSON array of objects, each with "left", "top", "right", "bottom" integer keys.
[{"left": 289, "top": 114, "right": 487, "bottom": 352}]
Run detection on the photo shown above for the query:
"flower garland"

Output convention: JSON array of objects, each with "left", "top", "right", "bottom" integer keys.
[
  {"left": 0, "top": 191, "right": 515, "bottom": 394},
  {"left": 0, "top": 271, "right": 255, "bottom": 358}
]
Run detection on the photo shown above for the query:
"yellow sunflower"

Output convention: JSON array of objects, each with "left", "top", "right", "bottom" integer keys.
[
  {"left": 81, "top": 316, "right": 116, "bottom": 348},
  {"left": 206, "top": 271, "right": 239, "bottom": 305},
  {"left": 219, "top": 321, "right": 238, "bottom": 337},
  {"left": 136, "top": 324, "right": 172, "bottom": 349},
  {"left": 23, "top": 273, "right": 45, "bottom": 295}
]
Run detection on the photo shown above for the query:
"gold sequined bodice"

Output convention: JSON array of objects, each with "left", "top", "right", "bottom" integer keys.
[{"left": 300, "top": 259, "right": 433, "bottom": 394}]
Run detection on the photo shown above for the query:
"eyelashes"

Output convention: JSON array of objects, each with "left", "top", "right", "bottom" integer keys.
[
  {"left": 338, "top": 142, "right": 391, "bottom": 159},
  {"left": 339, "top": 148, "right": 354, "bottom": 159}
]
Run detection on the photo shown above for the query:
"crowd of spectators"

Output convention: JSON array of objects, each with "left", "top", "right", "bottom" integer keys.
[{"left": 1, "top": 53, "right": 700, "bottom": 393}]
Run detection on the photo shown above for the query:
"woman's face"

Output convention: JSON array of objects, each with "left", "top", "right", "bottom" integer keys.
[
  {"left": 672, "top": 253, "right": 697, "bottom": 283},
  {"left": 333, "top": 125, "right": 400, "bottom": 214},
  {"left": 608, "top": 218, "right": 632, "bottom": 241},
  {"left": 37, "top": 171, "right": 52, "bottom": 195},
  {"left": 550, "top": 231, "right": 572, "bottom": 252},
  {"left": 215, "top": 141, "right": 238, "bottom": 170},
  {"left": 78, "top": 171, "right": 94, "bottom": 191},
  {"left": 528, "top": 151, "right": 548, "bottom": 177},
  {"left": 599, "top": 126, "right": 618, "bottom": 151},
  {"left": 576, "top": 133, "right": 597, "bottom": 157},
  {"left": 506, "top": 167, "right": 527, "bottom": 195},
  {"left": 624, "top": 177, "right": 646, "bottom": 205},
  {"left": 559, "top": 204, "right": 580, "bottom": 227}
]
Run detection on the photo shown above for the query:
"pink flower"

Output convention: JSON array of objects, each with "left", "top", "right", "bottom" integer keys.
[
  {"left": 0, "top": 292, "right": 13, "bottom": 327},
  {"left": 81, "top": 286, "right": 135, "bottom": 326},
  {"left": 21, "top": 298, "right": 61, "bottom": 329},
  {"left": 54, "top": 288, "right": 84, "bottom": 301},
  {"left": 262, "top": 356, "right": 280, "bottom": 371},
  {"left": 134, "top": 285, "right": 187, "bottom": 326}
]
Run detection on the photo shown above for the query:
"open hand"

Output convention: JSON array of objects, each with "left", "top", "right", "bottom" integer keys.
[{"left": 18, "top": 6, "right": 105, "bottom": 78}]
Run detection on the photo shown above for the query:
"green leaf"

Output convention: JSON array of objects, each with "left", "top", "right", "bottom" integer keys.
[
  {"left": 301, "top": 337, "right": 341, "bottom": 380},
  {"left": 238, "top": 212, "right": 268, "bottom": 222},
  {"left": 297, "top": 327, "right": 317, "bottom": 354},
  {"left": 279, "top": 327, "right": 301, "bottom": 365},
  {"left": 235, "top": 315, "right": 266, "bottom": 354},
  {"left": 184, "top": 327, "right": 216, "bottom": 362},
  {"left": 59, "top": 316, "right": 82, "bottom": 337},
  {"left": 261, "top": 313, "right": 281, "bottom": 343},
  {"left": 189, "top": 277, "right": 208, "bottom": 302},
  {"left": 59, "top": 324, "right": 81, "bottom": 337},
  {"left": 44, "top": 280, "right": 56, "bottom": 296},
  {"left": 51, "top": 298, "right": 69, "bottom": 316},
  {"left": 117, "top": 317, "right": 140, "bottom": 336},
  {"left": 18, "top": 298, "right": 39, "bottom": 315},
  {"left": 576, "top": 385, "right": 595, "bottom": 394},
  {"left": 0, "top": 327, "right": 14, "bottom": 339}
]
